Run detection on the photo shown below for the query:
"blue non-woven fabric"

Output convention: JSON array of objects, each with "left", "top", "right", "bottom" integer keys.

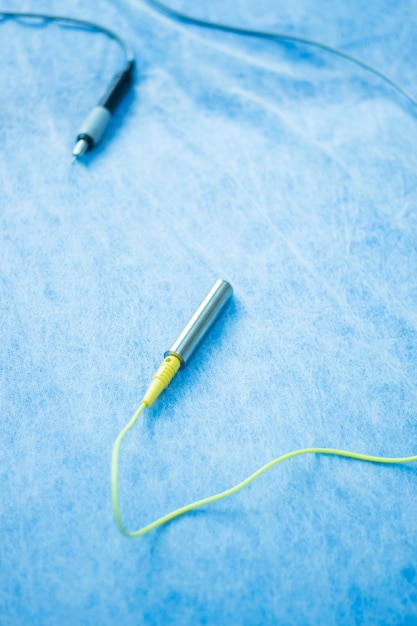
[{"left": 1, "top": 1, "right": 417, "bottom": 624}]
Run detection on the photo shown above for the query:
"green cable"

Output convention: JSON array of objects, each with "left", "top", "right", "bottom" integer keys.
[{"left": 111, "top": 403, "right": 417, "bottom": 538}]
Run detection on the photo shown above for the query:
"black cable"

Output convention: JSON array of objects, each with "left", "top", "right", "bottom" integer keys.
[
  {"left": 143, "top": 0, "right": 417, "bottom": 110},
  {"left": 3, "top": 5, "right": 415, "bottom": 161},
  {"left": 0, "top": 11, "right": 136, "bottom": 160},
  {"left": 0, "top": 11, "right": 134, "bottom": 64}
]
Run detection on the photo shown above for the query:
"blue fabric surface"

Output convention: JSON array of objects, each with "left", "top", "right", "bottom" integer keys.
[{"left": 1, "top": 1, "right": 417, "bottom": 624}]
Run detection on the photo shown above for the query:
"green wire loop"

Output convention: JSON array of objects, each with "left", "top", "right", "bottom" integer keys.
[{"left": 111, "top": 403, "right": 417, "bottom": 538}]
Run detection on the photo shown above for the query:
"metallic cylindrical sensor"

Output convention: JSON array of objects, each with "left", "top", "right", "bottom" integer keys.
[{"left": 165, "top": 279, "right": 233, "bottom": 367}]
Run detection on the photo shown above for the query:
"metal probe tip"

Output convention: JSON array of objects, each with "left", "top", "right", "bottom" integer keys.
[
  {"left": 72, "top": 138, "right": 89, "bottom": 162},
  {"left": 141, "top": 279, "right": 233, "bottom": 407},
  {"left": 165, "top": 279, "right": 233, "bottom": 367}
]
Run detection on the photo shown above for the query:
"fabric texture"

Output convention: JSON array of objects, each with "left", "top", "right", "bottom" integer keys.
[{"left": 1, "top": 0, "right": 417, "bottom": 624}]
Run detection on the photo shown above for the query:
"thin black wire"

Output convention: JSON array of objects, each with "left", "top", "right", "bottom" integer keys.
[
  {"left": 0, "top": 11, "right": 135, "bottom": 65},
  {"left": 143, "top": 0, "right": 417, "bottom": 110}
]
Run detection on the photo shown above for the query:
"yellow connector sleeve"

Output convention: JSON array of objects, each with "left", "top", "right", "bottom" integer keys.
[{"left": 141, "top": 354, "right": 182, "bottom": 407}]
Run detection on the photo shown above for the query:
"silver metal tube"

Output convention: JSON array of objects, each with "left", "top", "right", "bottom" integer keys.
[{"left": 165, "top": 279, "right": 233, "bottom": 367}]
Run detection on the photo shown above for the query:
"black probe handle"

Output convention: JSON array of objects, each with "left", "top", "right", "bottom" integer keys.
[{"left": 99, "top": 60, "right": 134, "bottom": 114}]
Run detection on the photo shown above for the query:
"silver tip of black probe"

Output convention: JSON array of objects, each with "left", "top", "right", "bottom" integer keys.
[{"left": 72, "top": 138, "right": 89, "bottom": 162}]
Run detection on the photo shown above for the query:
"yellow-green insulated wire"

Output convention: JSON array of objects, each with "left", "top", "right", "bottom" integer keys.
[{"left": 111, "top": 403, "right": 417, "bottom": 538}]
